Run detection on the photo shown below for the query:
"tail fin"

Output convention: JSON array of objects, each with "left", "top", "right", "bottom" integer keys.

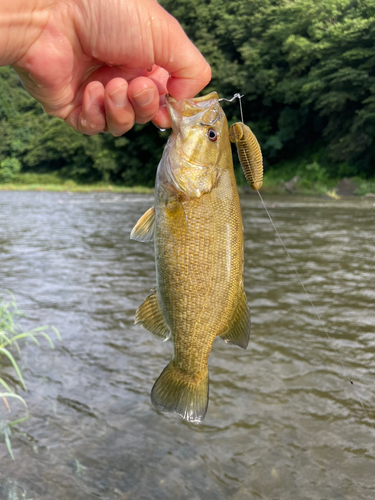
[{"left": 151, "top": 361, "right": 209, "bottom": 423}]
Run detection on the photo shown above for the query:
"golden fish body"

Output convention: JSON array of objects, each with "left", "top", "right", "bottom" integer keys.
[{"left": 131, "top": 92, "right": 250, "bottom": 423}]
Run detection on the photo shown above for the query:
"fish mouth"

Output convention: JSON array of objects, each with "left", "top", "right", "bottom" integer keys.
[
  {"left": 166, "top": 92, "right": 219, "bottom": 108},
  {"left": 166, "top": 93, "right": 220, "bottom": 129},
  {"left": 166, "top": 95, "right": 181, "bottom": 113}
]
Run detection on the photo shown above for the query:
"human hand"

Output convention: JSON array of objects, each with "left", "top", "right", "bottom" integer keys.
[{"left": 3, "top": 0, "right": 211, "bottom": 135}]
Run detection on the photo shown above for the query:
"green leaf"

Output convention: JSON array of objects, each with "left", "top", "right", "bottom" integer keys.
[{"left": 0, "top": 347, "right": 27, "bottom": 390}]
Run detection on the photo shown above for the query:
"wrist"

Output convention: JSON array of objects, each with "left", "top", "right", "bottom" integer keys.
[{"left": 0, "top": 0, "right": 51, "bottom": 66}]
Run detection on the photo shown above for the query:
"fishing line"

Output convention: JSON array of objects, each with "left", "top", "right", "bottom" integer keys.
[
  {"left": 251, "top": 167, "right": 375, "bottom": 430},
  {"left": 222, "top": 93, "right": 374, "bottom": 430}
]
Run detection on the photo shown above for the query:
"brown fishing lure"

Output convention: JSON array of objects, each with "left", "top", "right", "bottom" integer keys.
[{"left": 229, "top": 122, "right": 263, "bottom": 190}]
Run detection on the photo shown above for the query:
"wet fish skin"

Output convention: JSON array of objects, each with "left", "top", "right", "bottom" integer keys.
[{"left": 131, "top": 92, "right": 250, "bottom": 423}]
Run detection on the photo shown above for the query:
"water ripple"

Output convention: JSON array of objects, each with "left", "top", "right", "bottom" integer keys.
[{"left": 0, "top": 192, "right": 374, "bottom": 500}]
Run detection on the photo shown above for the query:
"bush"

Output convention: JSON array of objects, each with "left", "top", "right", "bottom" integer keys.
[
  {"left": 354, "top": 179, "right": 375, "bottom": 196},
  {"left": 0, "top": 157, "right": 21, "bottom": 183}
]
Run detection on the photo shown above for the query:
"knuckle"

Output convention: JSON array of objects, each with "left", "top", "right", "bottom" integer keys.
[
  {"left": 109, "top": 124, "right": 132, "bottom": 136},
  {"left": 109, "top": 110, "right": 134, "bottom": 129},
  {"left": 107, "top": 118, "right": 134, "bottom": 136},
  {"left": 78, "top": 120, "right": 103, "bottom": 136},
  {"left": 135, "top": 111, "right": 158, "bottom": 125}
]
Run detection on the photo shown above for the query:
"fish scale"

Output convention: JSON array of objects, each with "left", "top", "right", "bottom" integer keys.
[{"left": 157, "top": 180, "right": 241, "bottom": 372}]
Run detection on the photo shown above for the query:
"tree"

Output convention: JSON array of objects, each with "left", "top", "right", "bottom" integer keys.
[{"left": 1, "top": 0, "right": 375, "bottom": 183}]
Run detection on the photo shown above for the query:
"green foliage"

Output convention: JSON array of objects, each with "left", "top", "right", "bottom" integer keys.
[
  {"left": 1, "top": 0, "right": 375, "bottom": 183},
  {"left": 353, "top": 178, "right": 375, "bottom": 195},
  {"left": 0, "top": 157, "right": 21, "bottom": 182},
  {"left": 12, "top": 171, "right": 65, "bottom": 185},
  {"left": 0, "top": 291, "right": 60, "bottom": 459},
  {"left": 0, "top": 66, "right": 163, "bottom": 185},
  {"left": 262, "top": 150, "right": 340, "bottom": 193},
  {"left": 162, "top": 0, "right": 375, "bottom": 176}
]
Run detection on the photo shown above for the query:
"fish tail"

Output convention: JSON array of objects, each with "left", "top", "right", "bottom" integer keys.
[{"left": 151, "top": 361, "right": 209, "bottom": 423}]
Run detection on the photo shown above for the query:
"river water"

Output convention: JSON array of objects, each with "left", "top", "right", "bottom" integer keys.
[{"left": 0, "top": 191, "right": 374, "bottom": 500}]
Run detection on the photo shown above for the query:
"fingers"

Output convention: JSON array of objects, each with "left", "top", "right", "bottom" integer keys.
[
  {"left": 104, "top": 78, "right": 135, "bottom": 135},
  {"left": 67, "top": 81, "right": 107, "bottom": 135},
  {"left": 128, "top": 77, "right": 160, "bottom": 125},
  {"left": 65, "top": 76, "right": 164, "bottom": 135},
  {"left": 105, "top": 76, "right": 161, "bottom": 135},
  {"left": 81, "top": 82, "right": 107, "bottom": 134},
  {"left": 152, "top": 105, "right": 171, "bottom": 130}
]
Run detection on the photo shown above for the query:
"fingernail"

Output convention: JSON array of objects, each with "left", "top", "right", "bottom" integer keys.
[
  {"left": 110, "top": 85, "right": 127, "bottom": 107},
  {"left": 133, "top": 88, "right": 154, "bottom": 107},
  {"left": 89, "top": 85, "right": 103, "bottom": 106}
]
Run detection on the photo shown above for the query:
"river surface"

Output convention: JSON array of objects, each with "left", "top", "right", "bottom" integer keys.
[{"left": 0, "top": 191, "right": 374, "bottom": 500}]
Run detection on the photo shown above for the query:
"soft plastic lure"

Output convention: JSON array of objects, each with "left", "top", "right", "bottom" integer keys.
[{"left": 229, "top": 122, "right": 263, "bottom": 190}]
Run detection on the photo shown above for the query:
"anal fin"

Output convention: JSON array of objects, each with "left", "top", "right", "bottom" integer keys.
[
  {"left": 219, "top": 284, "right": 250, "bottom": 349},
  {"left": 130, "top": 206, "right": 155, "bottom": 242},
  {"left": 135, "top": 290, "right": 170, "bottom": 341}
]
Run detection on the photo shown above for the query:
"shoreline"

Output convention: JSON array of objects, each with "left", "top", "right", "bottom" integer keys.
[
  {"left": 0, "top": 173, "right": 374, "bottom": 197},
  {"left": 0, "top": 183, "right": 154, "bottom": 194},
  {"left": 1, "top": 184, "right": 374, "bottom": 199}
]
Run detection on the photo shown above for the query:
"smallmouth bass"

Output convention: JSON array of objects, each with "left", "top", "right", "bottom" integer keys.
[{"left": 131, "top": 92, "right": 251, "bottom": 423}]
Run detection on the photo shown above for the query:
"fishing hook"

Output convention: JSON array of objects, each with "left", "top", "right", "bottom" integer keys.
[
  {"left": 218, "top": 93, "right": 244, "bottom": 102},
  {"left": 219, "top": 93, "right": 244, "bottom": 123}
]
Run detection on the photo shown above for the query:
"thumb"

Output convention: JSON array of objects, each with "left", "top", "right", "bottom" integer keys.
[{"left": 151, "top": 3, "right": 211, "bottom": 100}]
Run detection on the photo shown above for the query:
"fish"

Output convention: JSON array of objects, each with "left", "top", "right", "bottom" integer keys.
[{"left": 130, "top": 92, "right": 250, "bottom": 423}]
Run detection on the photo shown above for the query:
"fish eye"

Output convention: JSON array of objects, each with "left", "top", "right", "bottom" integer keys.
[{"left": 207, "top": 128, "right": 218, "bottom": 142}]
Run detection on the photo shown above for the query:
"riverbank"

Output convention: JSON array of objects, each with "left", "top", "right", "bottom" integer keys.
[
  {"left": 0, "top": 183, "right": 154, "bottom": 194},
  {"left": 0, "top": 173, "right": 154, "bottom": 194},
  {"left": 0, "top": 172, "right": 374, "bottom": 197},
  {"left": 244, "top": 171, "right": 375, "bottom": 197}
]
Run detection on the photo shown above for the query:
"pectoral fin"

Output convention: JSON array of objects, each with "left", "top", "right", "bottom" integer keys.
[
  {"left": 130, "top": 206, "right": 155, "bottom": 242},
  {"left": 135, "top": 290, "right": 170, "bottom": 341},
  {"left": 219, "top": 285, "right": 250, "bottom": 349}
]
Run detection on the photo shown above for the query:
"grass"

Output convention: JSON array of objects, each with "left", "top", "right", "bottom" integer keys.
[
  {"left": 260, "top": 172, "right": 339, "bottom": 195},
  {"left": 0, "top": 291, "right": 60, "bottom": 459},
  {"left": 1, "top": 170, "right": 375, "bottom": 197},
  {"left": 0, "top": 172, "right": 154, "bottom": 193},
  {"left": 239, "top": 160, "right": 375, "bottom": 197},
  {"left": 353, "top": 178, "right": 375, "bottom": 196}
]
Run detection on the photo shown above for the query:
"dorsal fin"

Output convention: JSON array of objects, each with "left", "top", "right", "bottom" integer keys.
[{"left": 130, "top": 206, "right": 155, "bottom": 242}]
